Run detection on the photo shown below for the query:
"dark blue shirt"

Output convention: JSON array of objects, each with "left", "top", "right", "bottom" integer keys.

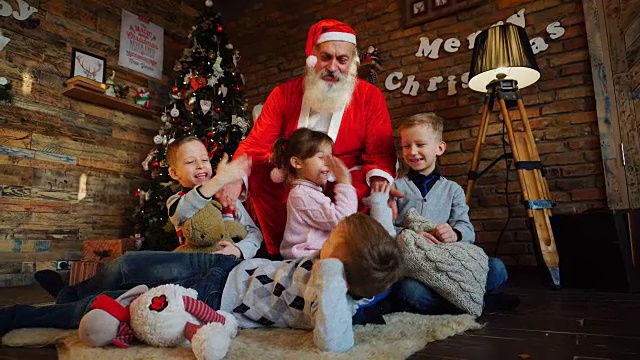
[{"left": 407, "top": 169, "right": 441, "bottom": 198}]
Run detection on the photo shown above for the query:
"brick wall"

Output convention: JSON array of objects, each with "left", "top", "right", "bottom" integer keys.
[
  {"left": 225, "top": 0, "right": 606, "bottom": 266},
  {"left": 0, "top": 0, "right": 200, "bottom": 286}
]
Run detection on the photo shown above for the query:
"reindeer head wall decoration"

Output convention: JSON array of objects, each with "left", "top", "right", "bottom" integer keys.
[{"left": 70, "top": 48, "right": 106, "bottom": 83}]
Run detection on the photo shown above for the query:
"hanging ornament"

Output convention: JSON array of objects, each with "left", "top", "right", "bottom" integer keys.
[
  {"left": 234, "top": 85, "right": 241, "bottom": 91},
  {"left": 152, "top": 160, "right": 160, "bottom": 167},
  {"left": 216, "top": 122, "right": 228, "bottom": 132},
  {"left": 173, "top": 61, "right": 183, "bottom": 72},
  {"left": 225, "top": 43, "right": 233, "bottom": 50},
  {"left": 214, "top": 106, "right": 221, "bottom": 113},
  {"left": 153, "top": 134, "right": 164, "bottom": 144},
  {"left": 218, "top": 84, "right": 228, "bottom": 97},
  {"left": 232, "top": 115, "right": 250, "bottom": 133},
  {"left": 207, "top": 74, "right": 219, "bottom": 86},
  {"left": 172, "top": 86, "right": 179, "bottom": 94},
  {"left": 183, "top": 71, "right": 193, "bottom": 84},
  {"left": 162, "top": 135, "right": 168, "bottom": 145},
  {"left": 141, "top": 150, "right": 155, "bottom": 171},
  {"left": 200, "top": 99, "right": 212, "bottom": 114},
  {"left": 232, "top": 50, "right": 241, "bottom": 67},
  {"left": 161, "top": 111, "right": 169, "bottom": 123},
  {"left": 206, "top": 130, "right": 214, "bottom": 137},
  {"left": 190, "top": 74, "right": 206, "bottom": 91},
  {"left": 170, "top": 104, "right": 180, "bottom": 117},
  {"left": 205, "top": 0, "right": 213, "bottom": 7},
  {"left": 185, "top": 96, "right": 195, "bottom": 112},
  {"left": 216, "top": 25, "right": 223, "bottom": 32},
  {"left": 212, "top": 53, "right": 224, "bottom": 76}
]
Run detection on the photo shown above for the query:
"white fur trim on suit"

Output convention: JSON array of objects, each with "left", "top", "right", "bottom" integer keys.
[
  {"left": 317, "top": 32, "right": 356, "bottom": 45},
  {"left": 217, "top": 311, "right": 238, "bottom": 338}
]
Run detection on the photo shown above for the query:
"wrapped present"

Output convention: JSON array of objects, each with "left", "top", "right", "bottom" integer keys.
[
  {"left": 69, "top": 258, "right": 108, "bottom": 285},
  {"left": 83, "top": 238, "right": 136, "bottom": 259}
]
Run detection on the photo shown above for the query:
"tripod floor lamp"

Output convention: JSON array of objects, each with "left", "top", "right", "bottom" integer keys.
[{"left": 466, "top": 24, "right": 560, "bottom": 288}]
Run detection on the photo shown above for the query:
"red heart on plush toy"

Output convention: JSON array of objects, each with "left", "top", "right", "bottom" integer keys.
[{"left": 149, "top": 294, "right": 168, "bottom": 312}]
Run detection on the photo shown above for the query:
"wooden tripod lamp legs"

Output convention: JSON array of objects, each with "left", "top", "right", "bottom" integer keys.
[{"left": 466, "top": 91, "right": 561, "bottom": 288}]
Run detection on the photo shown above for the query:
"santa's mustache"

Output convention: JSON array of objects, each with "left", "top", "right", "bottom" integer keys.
[{"left": 320, "top": 69, "right": 345, "bottom": 81}]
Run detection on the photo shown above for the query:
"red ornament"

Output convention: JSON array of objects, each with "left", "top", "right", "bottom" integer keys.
[
  {"left": 206, "top": 130, "right": 214, "bottom": 137},
  {"left": 152, "top": 160, "right": 160, "bottom": 167},
  {"left": 234, "top": 86, "right": 241, "bottom": 91},
  {"left": 135, "top": 189, "right": 141, "bottom": 197},
  {"left": 172, "top": 86, "right": 179, "bottom": 93},
  {"left": 214, "top": 107, "right": 221, "bottom": 113},
  {"left": 216, "top": 25, "right": 223, "bottom": 32},
  {"left": 190, "top": 76, "right": 206, "bottom": 91}
]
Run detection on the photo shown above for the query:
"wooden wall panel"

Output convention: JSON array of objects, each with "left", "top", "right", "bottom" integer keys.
[{"left": 0, "top": 0, "right": 200, "bottom": 286}]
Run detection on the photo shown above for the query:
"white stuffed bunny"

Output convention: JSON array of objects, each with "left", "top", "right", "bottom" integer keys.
[
  {"left": 129, "top": 284, "right": 238, "bottom": 359},
  {"left": 79, "top": 283, "right": 238, "bottom": 360}
]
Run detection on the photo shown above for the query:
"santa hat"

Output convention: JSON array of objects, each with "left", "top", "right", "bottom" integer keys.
[{"left": 305, "top": 19, "right": 357, "bottom": 67}]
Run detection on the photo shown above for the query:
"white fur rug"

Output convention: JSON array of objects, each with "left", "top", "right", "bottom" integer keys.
[{"left": 1, "top": 313, "right": 481, "bottom": 359}]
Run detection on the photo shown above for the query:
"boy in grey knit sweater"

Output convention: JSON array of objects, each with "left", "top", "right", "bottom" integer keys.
[{"left": 387, "top": 112, "right": 514, "bottom": 315}]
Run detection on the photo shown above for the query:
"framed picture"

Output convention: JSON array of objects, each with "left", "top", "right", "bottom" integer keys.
[
  {"left": 401, "top": 0, "right": 482, "bottom": 28},
  {"left": 70, "top": 48, "right": 107, "bottom": 83}
]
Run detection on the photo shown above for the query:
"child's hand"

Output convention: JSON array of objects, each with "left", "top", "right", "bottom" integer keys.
[
  {"left": 213, "top": 240, "right": 242, "bottom": 258},
  {"left": 432, "top": 224, "right": 458, "bottom": 243},
  {"left": 417, "top": 231, "right": 440, "bottom": 245},
  {"left": 370, "top": 180, "right": 391, "bottom": 194},
  {"left": 215, "top": 153, "right": 251, "bottom": 186},
  {"left": 325, "top": 155, "right": 351, "bottom": 184}
]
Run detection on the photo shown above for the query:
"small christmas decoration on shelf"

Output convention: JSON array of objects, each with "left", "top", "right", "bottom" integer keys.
[
  {"left": 135, "top": 87, "right": 151, "bottom": 108},
  {"left": 0, "top": 77, "right": 13, "bottom": 105},
  {"left": 104, "top": 70, "right": 130, "bottom": 99},
  {"left": 358, "top": 46, "right": 384, "bottom": 84}
]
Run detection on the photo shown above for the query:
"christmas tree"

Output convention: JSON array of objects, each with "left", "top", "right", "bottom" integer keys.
[{"left": 133, "top": 3, "right": 251, "bottom": 251}]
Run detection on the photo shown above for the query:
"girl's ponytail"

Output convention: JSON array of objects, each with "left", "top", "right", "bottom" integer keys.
[{"left": 270, "top": 137, "right": 289, "bottom": 183}]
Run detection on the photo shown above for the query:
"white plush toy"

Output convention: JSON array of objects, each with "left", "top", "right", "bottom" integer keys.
[{"left": 79, "top": 284, "right": 238, "bottom": 360}]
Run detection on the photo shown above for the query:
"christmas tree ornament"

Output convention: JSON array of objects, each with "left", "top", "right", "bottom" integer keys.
[
  {"left": 232, "top": 50, "right": 240, "bottom": 67},
  {"left": 231, "top": 115, "right": 250, "bottom": 133},
  {"left": 173, "top": 60, "right": 183, "bottom": 71},
  {"left": 212, "top": 54, "right": 224, "bottom": 76},
  {"left": 153, "top": 135, "right": 163, "bottom": 144},
  {"left": 161, "top": 109, "right": 169, "bottom": 123},
  {"left": 218, "top": 84, "right": 227, "bottom": 97},
  {"left": 152, "top": 160, "right": 160, "bottom": 167},
  {"left": 190, "top": 74, "right": 206, "bottom": 91},
  {"left": 205, "top": 0, "right": 213, "bottom": 7},
  {"left": 170, "top": 104, "right": 180, "bottom": 117},
  {"left": 216, "top": 25, "right": 223, "bottom": 32},
  {"left": 214, "top": 106, "right": 221, "bottom": 113},
  {"left": 200, "top": 99, "right": 212, "bottom": 114},
  {"left": 206, "top": 130, "right": 214, "bottom": 137},
  {"left": 183, "top": 71, "right": 193, "bottom": 84},
  {"left": 172, "top": 86, "right": 180, "bottom": 94},
  {"left": 207, "top": 74, "right": 219, "bottom": 86},
  {"left": 162, "top": 135, "right": 168, "bottom": 145},
  {"left": 225, "top": 43, "right": 233, "bottom": 50}
]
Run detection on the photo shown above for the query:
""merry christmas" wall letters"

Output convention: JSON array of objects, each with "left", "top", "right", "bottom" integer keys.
[{"left": 385, "top": 8, "right": 566, "bottom": 97}]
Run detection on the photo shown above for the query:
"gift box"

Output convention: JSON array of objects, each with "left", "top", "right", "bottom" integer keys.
[
  {"left": 83, "top": 238, "right": 136, "bottom": 259},
  {"left": 69, "top": 258, "right": 108, "bottom": 285}
]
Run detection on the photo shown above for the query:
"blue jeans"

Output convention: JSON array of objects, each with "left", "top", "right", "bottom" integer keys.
[
  {"left": 0, "top": 252, "right": 239, "bottom": 336},
  {"left": 389, "top": 257, "right": 508, "bottom": 315}
]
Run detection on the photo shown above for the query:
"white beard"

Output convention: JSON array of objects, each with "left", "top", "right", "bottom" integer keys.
[{"left": 303, "top": 60, "right": 358, "bottom": 114}]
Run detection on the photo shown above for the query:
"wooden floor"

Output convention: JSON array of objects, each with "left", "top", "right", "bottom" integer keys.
[{"left": 1, "top": 273, "right": 640, "bottom": 360}]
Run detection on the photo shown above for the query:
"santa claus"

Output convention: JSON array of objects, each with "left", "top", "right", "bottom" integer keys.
[{"left": 220, "top": 19, "right": 397, "bottom": 257}]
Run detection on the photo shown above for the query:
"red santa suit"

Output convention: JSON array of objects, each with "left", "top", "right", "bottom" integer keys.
[{"left": 234, "top": 76, "right": 396, "bottom": 255}]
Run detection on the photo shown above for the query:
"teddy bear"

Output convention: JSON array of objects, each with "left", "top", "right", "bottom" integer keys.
[
  {"left": 174, "top": 200, "right": 247, "bottom": 253},
  {"left": 78, "top": 284, "right": 238, "bottom": 360},
  {"left": 399, "top": 208, "right": 489, "bottom": 316}
]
